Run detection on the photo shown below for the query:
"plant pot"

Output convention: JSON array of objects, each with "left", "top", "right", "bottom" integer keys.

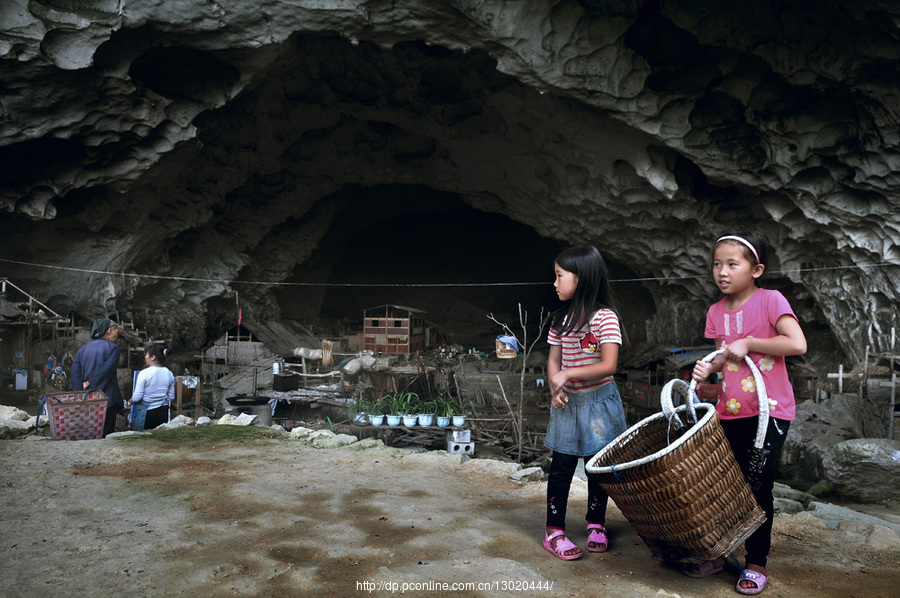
[
  {"left": 386, "top": 414, "right": 402, "bottom": 427},
  {"left": 369, "top": 414, "right": 385, "bottom": 426},
  {"left": 435, "top": 416, "right": 450, "bottom": 427},
  {"left": 451, "top": 415, "right": 466, "bottom": 427},
  {"left": 402, "top": 414, "right": 418, "bottom": 427},
  {"left": 417, "top": 413, "right": 434, "bottom": 427},
  {"left": 352, "top": 413, "right": 370, "bottom": 425}
]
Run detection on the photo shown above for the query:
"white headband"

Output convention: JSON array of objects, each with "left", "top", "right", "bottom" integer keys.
[{"left": 717, "top": 235, "right": 760, "bottom": 263}]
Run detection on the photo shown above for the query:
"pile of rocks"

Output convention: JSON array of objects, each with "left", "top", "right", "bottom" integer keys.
[{"left": 0, "top": 405, "right": 45, "bottom": 440}]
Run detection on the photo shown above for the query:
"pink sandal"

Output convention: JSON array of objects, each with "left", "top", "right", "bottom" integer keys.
[
  {"left": 543, "top": 529, "right": 582, "bottom": 560},
  {"left": 586, "top": 523, "right": 608, "bottom": 553},
  {"left": 683, "top": 560, "right": 725, "bottom": 578},
  {"left": 736, "top": 569, "right": 768, "bottom": 595}
]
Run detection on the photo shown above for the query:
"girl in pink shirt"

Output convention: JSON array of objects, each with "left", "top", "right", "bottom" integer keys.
[{"left": 689, "top": 231, "right": 807, "bottom": 595}]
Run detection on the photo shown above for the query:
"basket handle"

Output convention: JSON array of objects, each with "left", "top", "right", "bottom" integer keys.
[
  {"left": 35, "top": 394, "right": 52, "bottom": 434},
  {"left": 659, "top": 378, "right": 698, "bottom": 428},
  {"left": 687, "top": 348, "right": 770, "bottom": 450}
]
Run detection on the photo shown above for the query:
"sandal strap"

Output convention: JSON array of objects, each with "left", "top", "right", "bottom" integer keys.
[{"left": 546, "top": 530, "right": 578, "bottom": 552}]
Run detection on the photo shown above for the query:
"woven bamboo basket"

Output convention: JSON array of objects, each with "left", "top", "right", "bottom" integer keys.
[
  {"left": 39, "top": 389, "right": 109, "bottom": 441},
  {"left": 586, "top": 349, "right": 768, "bottom": 563}
]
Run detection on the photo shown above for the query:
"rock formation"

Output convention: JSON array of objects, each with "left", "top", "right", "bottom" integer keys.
[{"left": 2, "top": 1, "right": 899, "bottom": 367}]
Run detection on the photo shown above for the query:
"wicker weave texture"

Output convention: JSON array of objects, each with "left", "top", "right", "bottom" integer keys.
[
  {"left": 46, "top": 390, "right": 108, "bottom": 441},
  {"left": 593, "top": 410, "right": 765, "bottom": 562}
]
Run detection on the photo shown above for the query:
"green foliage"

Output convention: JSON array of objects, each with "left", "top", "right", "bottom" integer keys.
[
  {"left": 379, "top": 391, "right": 419, "bottom": 414},
  {"left": 349, "top": 382, "right": 375, "bottom": 417},
  {"left": 433, "top": 393, "right": 464, "bottom": 417}
]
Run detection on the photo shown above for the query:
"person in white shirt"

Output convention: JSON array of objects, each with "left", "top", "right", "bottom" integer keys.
[{"left": 129, "top": 345, "right": 175, "bottom": 431}]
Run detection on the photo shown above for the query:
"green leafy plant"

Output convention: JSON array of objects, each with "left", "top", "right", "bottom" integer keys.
[
  {"left": 433, "top": 393, "right": 457, "bottom": 418},
  {"left": 431, "top": 393, "right": 467, "bottom": 418},
  {"left": 375, "top": 394, "right": 394, "bottom": 415},
  {"left": 348, "top": 395, "right": 374, "bottom": 418},
  {"left": 391, "top": 391, "right": 419, "bottom": 415},
  {"left": 417, "top": 399, "right": 437, "bottom": 415}
]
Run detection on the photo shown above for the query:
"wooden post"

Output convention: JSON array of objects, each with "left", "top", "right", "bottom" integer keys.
[
  {"left": 175, "top": 377, "right": 183, "bottom": 415},
  {"left": 891, "top": 327, "right": 897, "bottom": 441}
]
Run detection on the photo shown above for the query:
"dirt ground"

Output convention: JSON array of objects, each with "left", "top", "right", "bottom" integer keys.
[{"left": 1, "top": 424, "right": 899, "bottom": 598}]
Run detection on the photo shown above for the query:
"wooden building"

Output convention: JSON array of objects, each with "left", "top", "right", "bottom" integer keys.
[{"left": 363, "top": 305, "right": 427, "bottom": 355}]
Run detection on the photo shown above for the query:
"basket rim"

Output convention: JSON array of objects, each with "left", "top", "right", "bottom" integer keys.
[{"left": 585, "top": 402, "right": 716, "bottom": 474}]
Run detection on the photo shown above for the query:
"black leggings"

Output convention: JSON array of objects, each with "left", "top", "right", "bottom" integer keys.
[
  {"left": 545, "top": 451, "right": 609, "bottom": 530},
  {"left": 720, "top": 416, "right": 790, "bottom": 569}
]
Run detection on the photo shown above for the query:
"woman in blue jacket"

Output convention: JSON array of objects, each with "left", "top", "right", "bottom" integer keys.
[{"left": 69, "top": 319, "right": 124, "bottom": 437}]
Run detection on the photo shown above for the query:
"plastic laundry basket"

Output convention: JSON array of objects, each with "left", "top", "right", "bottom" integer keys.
[{"left": 39, "top": 389, "right": 109, "bottom": 441}]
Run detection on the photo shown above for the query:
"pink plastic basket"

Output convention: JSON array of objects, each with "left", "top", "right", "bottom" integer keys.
[{"left": 43, "top": 390, "right": 109, "bottom": 440}]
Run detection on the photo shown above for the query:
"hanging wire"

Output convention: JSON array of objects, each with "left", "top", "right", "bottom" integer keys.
[{"left": 0, "top": 257, "right": 895, "bottom": 288}]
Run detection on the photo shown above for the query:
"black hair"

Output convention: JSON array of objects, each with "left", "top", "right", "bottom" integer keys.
[
  {"left": 548, "top": 245, "right": 625, "bottom": 341},
  {"left": 712, "top": 230, "right": 771, "bottom": 285},
  {"left": 146, "top": 344, "right": 168, "bottom": 365}
]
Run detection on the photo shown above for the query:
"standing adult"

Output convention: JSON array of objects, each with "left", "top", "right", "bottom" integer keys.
[
  {"left": 69, "top": 318, "right": 124, "bottom": 437},
  {"left": 129, "top": 345, "right": 175, "bottom": 431}
]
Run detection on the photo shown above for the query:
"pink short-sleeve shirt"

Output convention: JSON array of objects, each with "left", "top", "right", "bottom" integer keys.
[{"left": 704, "top": 288, "right": 798, "bottom": 421}]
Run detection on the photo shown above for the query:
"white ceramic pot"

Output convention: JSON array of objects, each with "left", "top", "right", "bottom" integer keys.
[
  {"left": 417, "top": 413, "right": 434, "bottom": 427},
  {"left": 436, "top": 416, "right": 450, "bottom": 427},
  {"left": 386, "top": 414, "right": 402, "bottom": 427},
  {"left": 369, "top": 414, "right": 385, "bottom": 426},
  {"left": 452, "top": 415, "right": 466, "bottom": 427},
  {"left": 402, "top": 414, "right": 418, "bottom": 427}
]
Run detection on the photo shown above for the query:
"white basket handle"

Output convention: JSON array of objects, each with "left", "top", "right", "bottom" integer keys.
[
  {"left": 659, "top": 378, "right": 698, "bottom": 428},
  {"left": 682, "top": 348, "right": 770, "bottom": 450}
]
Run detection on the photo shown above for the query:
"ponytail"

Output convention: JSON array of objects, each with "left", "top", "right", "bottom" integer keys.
[{"left": 146, "top": 344, "right": 168, "bottom": 365}]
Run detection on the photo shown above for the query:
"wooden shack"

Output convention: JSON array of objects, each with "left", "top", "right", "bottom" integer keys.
[{"left": 363, "top": 304, "right": 426, "bottom": 355}]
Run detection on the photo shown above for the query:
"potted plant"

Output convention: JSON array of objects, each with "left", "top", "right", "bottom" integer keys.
[
  {"left": 395, "top": 392, "right": 419, "bottom": 426},
  {"left": 369, "top": 394, "right": 389, "bottom": 426},
  {"left": 417, "top": 399, "right": 437, "bottom": 427},
  {"left": 379, "top": 394, "right": 402, "bottom": 427},
  {"left": 449, "top": 397, "right": 467, "bottom": 427},
  {"left": 433, "top": 394, "right": 453, "bottom": 427},
  {"left": 434, "top": 395, "right": 450, "bottom": 428},
  {"left": 348, "top": 395, "right": 373, "bottom": 425}
]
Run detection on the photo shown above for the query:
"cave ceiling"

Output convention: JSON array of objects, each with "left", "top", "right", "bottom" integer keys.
[{"left": 1, "top": 0, "right": 899, "bottom": 367}]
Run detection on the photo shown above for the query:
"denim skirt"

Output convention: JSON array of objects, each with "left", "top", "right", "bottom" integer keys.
[{"left": 544, "top": 381, "right": 628, "bottom": 457}]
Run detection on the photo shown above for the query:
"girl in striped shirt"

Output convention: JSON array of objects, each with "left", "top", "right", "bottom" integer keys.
[{"left": 543, "top": 246, "right": 628, "bottom": 561}]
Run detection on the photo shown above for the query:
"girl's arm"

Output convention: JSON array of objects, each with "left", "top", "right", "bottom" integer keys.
[
  {"left": 548, "top": 345, "right": 567, "bottom": 408},
  {"left": 724, "top": 315, "right": 807, "bottom": 362}
]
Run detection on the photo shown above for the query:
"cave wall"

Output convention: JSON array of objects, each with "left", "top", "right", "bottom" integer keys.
[{"left": 1, "top": 0, "right": 899, "bottom": 367}]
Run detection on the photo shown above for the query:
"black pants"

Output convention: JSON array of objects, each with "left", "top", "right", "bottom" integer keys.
[
  {"left": 145, "top": 405, "right": 169, "bottom": 430},
  {"left": 546, "top": 451, "right": 609, "bottom": 530},
  {"left": 720, "top": 416, "right": 790, "bottom": 569},
  {"left": 102, "top": 401, "right": 121, "bottom": 438}
]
